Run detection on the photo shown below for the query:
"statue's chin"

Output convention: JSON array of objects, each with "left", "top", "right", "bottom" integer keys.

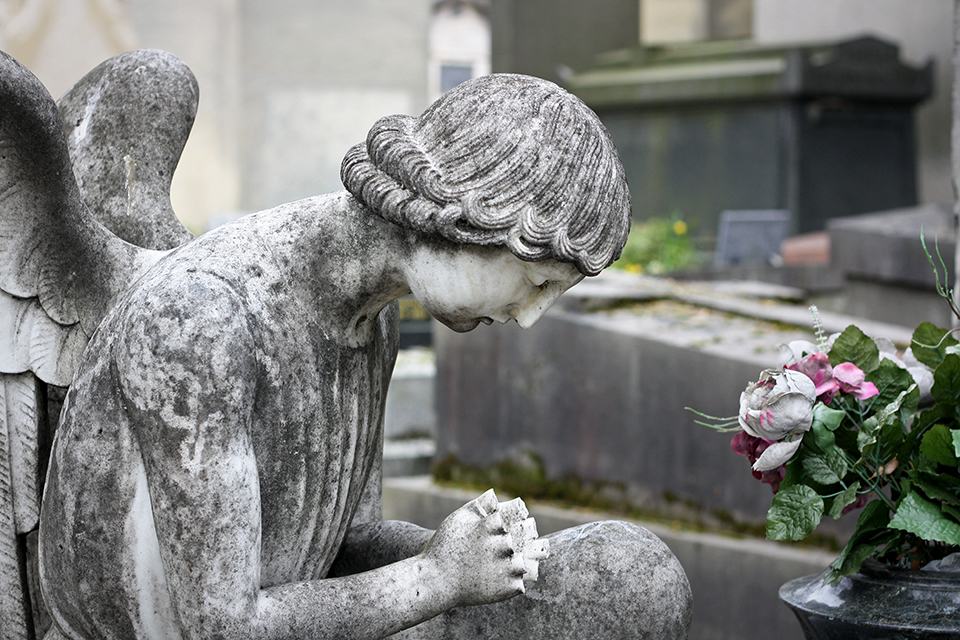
[{"left": 438, "top": 317, "right": 483, "bottom": 333}]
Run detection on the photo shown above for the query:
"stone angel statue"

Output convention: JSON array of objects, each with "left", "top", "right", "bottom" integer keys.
[{"left": 0, "top": 49, "right": 690, "bottom": 640}]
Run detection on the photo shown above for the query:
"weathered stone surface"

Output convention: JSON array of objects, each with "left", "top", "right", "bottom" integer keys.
[
  {"left": 1, "top": 48, "right": 690, "bottom": 640},
  {"left": 391, "top": 521, "right": 692, "bottom": 640},
  {"left": 58, "top": 49, "right": 197, "bottom": 250}
]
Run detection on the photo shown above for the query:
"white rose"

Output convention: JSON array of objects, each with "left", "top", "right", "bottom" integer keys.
[
  {"left": 739, "top": 369, "right": 817, "bottom": 471},
  {"left": 777, "top": 340, "right": 820, "bottom": 368}
]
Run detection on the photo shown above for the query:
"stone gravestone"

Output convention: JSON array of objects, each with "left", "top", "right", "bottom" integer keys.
[
  {"left": 714, "top": 209, "right": 791, "bottom": 266},
  {"left": 0, "top": 49, "right": 691, "bottom": 640}
]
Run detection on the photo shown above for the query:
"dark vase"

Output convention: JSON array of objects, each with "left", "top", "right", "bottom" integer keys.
[{"left": 779, "top": 558, "right": 960, "bottom": 639}]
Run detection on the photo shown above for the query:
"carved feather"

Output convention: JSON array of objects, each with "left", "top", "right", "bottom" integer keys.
[
  {"left": 59, "top": 49, "right": 197, "bottom": 251},
  {"left": 0, "top": 374, "right": 34, "bottom": 640}
]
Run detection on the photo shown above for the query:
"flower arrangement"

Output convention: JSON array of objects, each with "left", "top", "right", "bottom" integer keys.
[{"left": 697, "top": 247, "right": 960, "bottom": 582}]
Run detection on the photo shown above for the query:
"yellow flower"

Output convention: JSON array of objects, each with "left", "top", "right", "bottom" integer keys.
[{"left": 672, "top": 220, "right": 687, "bottom": 236}]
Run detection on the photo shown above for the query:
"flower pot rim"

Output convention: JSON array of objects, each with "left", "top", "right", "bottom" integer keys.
[
  {"left": 780, "top": 558, "right": 960, "bottom": 635},
  {"left": 855, "top": 557, "right": 960, "bottom": 587}
]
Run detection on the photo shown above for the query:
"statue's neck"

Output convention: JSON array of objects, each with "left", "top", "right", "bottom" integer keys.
[{"left": 253, "top": 192, "right": 412, "bottom": 348}]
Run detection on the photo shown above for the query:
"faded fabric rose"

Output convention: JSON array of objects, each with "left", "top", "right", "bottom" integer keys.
[
  {"left": 787, "top": 352, "right": 839, "bottom": 403},
  {"left": 833, "top": 362, "right": 879, "bottom": 399},
  {"left": 901, "top": 348, "right": 934, "bottom": 405},
  {"left": 777, "top": 340, "right": 820, "bottom": 368},
  {"left": 739, "top": 369, "right": 816, "bottom": 471}
]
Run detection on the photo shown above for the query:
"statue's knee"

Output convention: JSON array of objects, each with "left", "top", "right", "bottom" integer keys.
[{"left": 529, "top": 520, "right": 692, "bottom": 639}]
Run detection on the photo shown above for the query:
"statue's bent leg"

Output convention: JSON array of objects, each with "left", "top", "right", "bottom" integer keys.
[{"left": 389, "top": 520, "right": 692, "bottom": 640}]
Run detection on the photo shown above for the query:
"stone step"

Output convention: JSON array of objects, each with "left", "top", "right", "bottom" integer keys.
[{"left": 382, "top": 438, "right": 435, "bottom": 478}]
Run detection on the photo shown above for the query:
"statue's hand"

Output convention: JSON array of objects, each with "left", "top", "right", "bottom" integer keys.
[
  {"left": 423, "top": 489, "right": 546, "bottom": 607},
  {"left": 498, "top": 496, "right": 549, "bottom": 582}
]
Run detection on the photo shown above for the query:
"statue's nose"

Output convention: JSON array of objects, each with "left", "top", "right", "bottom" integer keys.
[{"left": 512, "top": 287, "right": 566, "bottom": 328}]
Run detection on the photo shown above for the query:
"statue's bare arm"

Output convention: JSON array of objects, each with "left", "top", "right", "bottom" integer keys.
[
  {"left": 329, "top": 521, "right": 435, "bottom": 577},
  {"left": 113, "top": 277, "right": 529, "bottom": 639}
]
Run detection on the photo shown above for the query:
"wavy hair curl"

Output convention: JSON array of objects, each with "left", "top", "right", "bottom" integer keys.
[{"left": 341, "top": 74, "right": 630, "bottom": 276}]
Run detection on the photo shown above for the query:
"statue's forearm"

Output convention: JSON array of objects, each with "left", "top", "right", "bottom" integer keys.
[
  {"left": 328, "top": 520, "right": 434, "bottom": 577},
  {"left": 259, "top": 553, "right": 452, "bottom": 640}
]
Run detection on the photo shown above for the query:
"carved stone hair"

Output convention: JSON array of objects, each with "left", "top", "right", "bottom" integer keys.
[{"left": 340, "top": 74, "right": 631, "bottom": 276}]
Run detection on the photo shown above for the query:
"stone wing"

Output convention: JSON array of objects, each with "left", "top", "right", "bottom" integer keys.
[
  {"left": 0, "top": 49, "right": 197, "bottom": 639},
  {"left": 58, "top": 49, "right": 198, "bottom": 251}
]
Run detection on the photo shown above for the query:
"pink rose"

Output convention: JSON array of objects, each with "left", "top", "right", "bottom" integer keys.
[
  {"left": 833, "top": 362, "right": 879, "bottom": 399},
  {"left": 787, "top": 352, "right": 839, "bottom": 403}
]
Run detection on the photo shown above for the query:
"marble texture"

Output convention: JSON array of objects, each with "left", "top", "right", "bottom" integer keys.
[{"left": 0, "top": 48, "right": 690, "bottom": 640}]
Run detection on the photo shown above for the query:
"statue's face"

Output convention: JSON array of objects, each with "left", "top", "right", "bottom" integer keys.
[{"left": 407, "top": 245, "right": 584, "bottom": 333}]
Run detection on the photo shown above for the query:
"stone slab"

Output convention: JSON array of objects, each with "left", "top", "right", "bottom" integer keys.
[
  {"left": 385, "top": 349, "right": 437, "bottom": 440},
  {"left": 827, "top": 202, "right": 955, "bottom": 289},
  {"left": 434, "top": 278, "right": 909, "bottom": 539}
]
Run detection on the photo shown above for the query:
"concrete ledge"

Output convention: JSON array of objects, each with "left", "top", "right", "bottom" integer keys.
[{"left": 385, "top": 477, "right": 834, "bottom": 640}]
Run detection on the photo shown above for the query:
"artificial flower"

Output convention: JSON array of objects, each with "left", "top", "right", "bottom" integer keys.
[
  {"left": 738, "top": 369, "right": 817, "bottom": 442},
  {"left": 832, "top": 362, "right": 879, "bottom": 399}
]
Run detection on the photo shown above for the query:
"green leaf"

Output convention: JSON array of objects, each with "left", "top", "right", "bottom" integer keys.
[
  {"left": 954, "top": 429, "right": 960, "bottom": 459},
  {"left": 907, "top": 469, "right": 960, "bottom": 506},
  {"left": 858, "top": 385, "right": 914, "bottom": 453},
  {"left": 825, "top": 534, "right": 895, "bottom": 583},
  {"left": 803, "top": 450, "right": 848, "bottom": 485},
  {"left": 810, "top": 421, "right": 835, "bottom": 452},
  {"left": 943, "top": 503, "right": 960, "bottom": 524},
  {"left": 823, "top": 500, "right": 895, "bottom": 582},
  {"left": 871, "top": 421, "right": 905, "bottom": 464},
  {"left": 913, "top": 403, "right": 955, "bottom": 434},
  {"left": 812, "top": 404, "right": 846, "bottom": 432},
  {"left": 779, "top": 457, "right": 803, "bottom": 492},
  {"left": 921, "top": 425, "right": 958, "bottom": 467},
  {"left": 911, "top": 322, "right": 958, "bottom": 369},
  {"left": 865, "top": 360, "right": 917, "bottom": 415},
  {"left": 828, "top": 481, "right": 861, "bottom": 520},
  {"left": 809, "top": 405, "right": 845, "bottom": 452},
  {"left": 828, "top": 326, "right": 880, "bottom": 372},
  {"left": 858, "top": 416, "right": 880, "bottom": 450},
  {"left": 889, "top": 491, "right": 960, "bottom": 546},
  {"left": 932, "top": 354, "right": 960, "bottom": 406},
  {"left": 766, "top": 485, "right": 823, "bottom": 541}
]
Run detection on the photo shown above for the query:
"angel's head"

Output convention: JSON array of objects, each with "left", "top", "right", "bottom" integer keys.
[{"left": 340, "top": 73, "right": 631, "bottom": 278}]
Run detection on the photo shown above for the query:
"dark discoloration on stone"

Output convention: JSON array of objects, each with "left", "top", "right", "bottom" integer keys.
[{"left": 0, "top": 48, "right": 689, "bottom": 640}]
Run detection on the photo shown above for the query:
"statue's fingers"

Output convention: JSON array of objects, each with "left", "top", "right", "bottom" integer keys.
[
  {"left": 470, "top": 488, "right": 499, "bottom": 518},
  {"left": 518, "top": 517, "right": 539, "bottom": 544},
  {"left": 484, "top": 510, "right": 509, "bottom": 539},
  {"left": 521, "top": 536, "right": 548, "bottom": 582},
  {"left": 523, "top": 557, "right": 540, "bottom": 582},
  {"left": 508, "top": 543, "right": 527, "bottom": 577},
  {"left": 524, "top": 537, "right": 549, "bottom": 561},
  {"left": 498, "top": 497, "right": 528, "bottom": 527}
]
